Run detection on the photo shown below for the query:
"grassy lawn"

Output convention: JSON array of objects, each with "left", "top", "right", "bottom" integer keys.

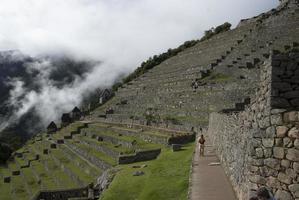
[{"left": 100, "top": 143, "right": 195, "bottom": 200}]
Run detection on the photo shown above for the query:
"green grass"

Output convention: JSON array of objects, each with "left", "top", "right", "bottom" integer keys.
[
  {"left": 0, "top": 181, "right": 11, "bottom": 200},
  {"left": 202, "top": 72, "right": 232, "bottom": 83},
  {"left": 10, "top": 175, "right": 29, "bottom": 200},
  {"left": 100, "top": 143, "right": 195, "bottom": 200}
]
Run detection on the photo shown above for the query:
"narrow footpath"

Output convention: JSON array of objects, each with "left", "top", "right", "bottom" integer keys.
[{"left": 189, "top": 137, "right": 237, "bottom": 200}]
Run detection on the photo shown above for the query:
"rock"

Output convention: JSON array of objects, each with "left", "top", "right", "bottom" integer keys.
[
  {"left": 273, "top": 147, "right": 285, "bottom": 159},
  {"left": 271, "top": 109, "right": 287, "bottom": 114},
  {"left": 267, "top": 176, "right": 281, "bottom": 189},
  {"left": 288, "top": 184, "right": 299, "bottom": 192},
  {"left": 286, "top": 168, "right": 297, "bottom": 179},
  {"left": 271, "top": 97, "right": 290, "bottom": 108},
  {"left": 133, "top": 171, "right": 145, "bottom": 176},
  {"left": 286, "top": 149, "right": 299, "bottom": 161},
  {"left": 265, "top": 158, "right": 280, "bottom": 170},
  {"left": 281, "top": 159, "right": 290, "bottom": 168},
  {"left": 276, "top": 126, "right": 289, "bottom": 137},
  {"left": 278, "top": 172, "right": 292, "bottom": 184},
  {"left": 250, "top": 158, "right": 264, "bottom": 166},
  {"left": 283, "top": 111, "right": 299, "bottom": 122},
  {"left": 291, "top": 98, "right": 299, "bottom": 107},
  {"left": 288, "top": 127, "right": 299, "bottom": 139},
  {"left": 256, "top": 148, "right": 264, "bottom": 158},
  {"left": 271, "top": 114, "right": 283, "bottom": 125},
  {"left": 283, "top": 137, "right": 293, "bottom": 148},
  {"left": 249, "top": 175, "right": 266, "bottom": 185},
  {"left": 275, "top": 138, "right": 283, "bottom": 147},
  {"left": 262, "top": 138, "right": 274, "bottom": 148},
  {"left": 275, "top": 189, "right": 293, "bottom": 200},
  {"left": 294, "top": 139, "right": 299, "bottom": 149},
  {"left": 265, "top": 127, "right": 276, "bottom": 137},
  {"left": 284, "top": 91, "right": 299, "bottom": 98},
  {"left": 264, "top": 148, "right": 273, "bottom": 158}
]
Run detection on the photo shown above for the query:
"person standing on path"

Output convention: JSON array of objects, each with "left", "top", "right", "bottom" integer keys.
[{"left": 198, "top": 134, "right": 206, "bottom": 156}]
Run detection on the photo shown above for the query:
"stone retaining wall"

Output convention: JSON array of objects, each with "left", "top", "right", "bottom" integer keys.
[
  {"left": 118, "top": 149, "right": 161, "bottom": 164},
  {"left": 209, "top": 51, "right": 299, "bottom": 200}
]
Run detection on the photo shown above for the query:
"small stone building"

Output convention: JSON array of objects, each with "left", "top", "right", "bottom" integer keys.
[
  {"left": 61, "top": 113, "right": 72, "bottom": 127},
  {"left": 71, "top": 107, "right": 82, "bottom": 121},
  {"left": 47, "top": 121, "right": 57, "bottom": 134}
]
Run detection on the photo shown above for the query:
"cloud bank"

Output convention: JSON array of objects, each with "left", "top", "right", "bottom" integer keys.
[{"left": 0, "top": 0, "right": 279, "bottom": 130}]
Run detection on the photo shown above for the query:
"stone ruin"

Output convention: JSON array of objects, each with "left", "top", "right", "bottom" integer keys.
[{"left": 208, "top": 51, "right": 299, "bottom": 200}]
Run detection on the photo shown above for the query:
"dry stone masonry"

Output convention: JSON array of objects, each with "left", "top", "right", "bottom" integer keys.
[{"left": 209, "top": 51, "right": 299, "bottom": 200}]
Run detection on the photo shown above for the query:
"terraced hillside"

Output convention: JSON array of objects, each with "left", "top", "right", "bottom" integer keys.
[
  {"left": 0, "top": 121, "right": 193, "bottom": 200},
  {"left": 93, "top": 0, "right": 299, "bottom": 131},
  {"left": 1, "top": 1, "right": 299, "bottom": 200}
]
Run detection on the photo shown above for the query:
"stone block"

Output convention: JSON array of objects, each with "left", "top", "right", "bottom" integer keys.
[
  {"left": 286, "top": 149, "right": 299, "bottom": 161},
  {"left": 265, "top": 127, "right": 276, "bottom": 138},
  {"left": 271, "top": 109, "right": 287, "bottom": 114},
  {"left": 275, "top": 189, "right": 293, "bottom": 200},
  {"left": 291, "top": 98, "right": 299, "bottom": 107},
  {"left": 271, "top": 97, "right": 290, "bottom": 108},
  {"left": 249, "top": 175, "right": 266, "bottom": 185},
  {"left": 283, "top": 138, "right": 293, "bottom": 148},
  {"left": 284, "top": 91, "right": 299, "bottom": 99},
  {"left": 275, "top": 138, "right": 283, "bottom": 147},
  {"left": 288, "top": 127, "right": 299, "bottom": 139},
  {"left": 250, "top": 158, "right": 264, "bottom": 166},
  {"left": 286, "top": 168, "right": 297, "bottom": 179},
  {"left": 289, "top": 184, "right": 299, "bottom": 197},
  {"left": 265, "top": 158, "right": 280, "bottom": 170},
  {"left": 276, "top": 126, "right": 289, "bottom": 138},
  {"left": 278, "top": 172, "right": 292, "bottom": 184},
  {"left": 256, "top": 148, "right": 264, "bottom": 158},
  {"left": 271, "top": 114, "right": 283, "bottom": 125},
  {"left": 267, "top": 176, "right": 281, "bottom": 189},
  {"left": 281, "top": 159, "right": 290, "bottom": 168},
  {"left": 262, "top": 138, "right": 274, "bottom": 148},
  {"left": 283, "top": 111, "right": 299, "bottom": 123},
  {"left": 273, "top": 147, "right": 285, "bottom": 159},
  {"left": 259, "top": 117, "right": 271, "bottom": 129},
  {"left": 264, "top": 148, "right": 273, "bottom": 158}
]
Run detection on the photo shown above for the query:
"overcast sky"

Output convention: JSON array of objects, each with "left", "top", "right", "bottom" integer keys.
[
  {"left": 0, "top": 0, "right": 279, "bottom": 129},
  {"left": 0, "top": 0, "right": 279, "bottom": 71}
]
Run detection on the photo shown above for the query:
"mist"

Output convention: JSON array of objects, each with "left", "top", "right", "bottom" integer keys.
[{"left": 0, "top": 0, "right": 279, "bottom": 131}]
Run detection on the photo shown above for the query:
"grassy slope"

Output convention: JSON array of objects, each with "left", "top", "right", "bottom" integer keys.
[{"left": 100, "top": 143, "right": 195, "bottom": 200}]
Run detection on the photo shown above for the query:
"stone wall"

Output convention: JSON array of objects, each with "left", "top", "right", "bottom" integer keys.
[
  {"left": 32, "top": 186, "right": 90, "bottom": 200},
  {"left": 209, "top": 51, "right": 299, "bottom": 200},
  {"left": 118, "top": 149, "right": 161, "bottom": 164}
]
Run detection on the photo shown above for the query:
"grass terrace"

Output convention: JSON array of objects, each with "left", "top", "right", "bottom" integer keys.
[{"left": 100, "top": 143, "right": 195, "bottom": 200}]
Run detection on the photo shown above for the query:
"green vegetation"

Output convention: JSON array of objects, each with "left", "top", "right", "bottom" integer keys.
[
  {"left": 202, "top": 72, "right": 232, "bottom": 82},
  {"left": 200, "top": 22, "right": 232, "bottom": 41},
  {"left": 100, "top": 143, "right": 195, "bottom": 200}
]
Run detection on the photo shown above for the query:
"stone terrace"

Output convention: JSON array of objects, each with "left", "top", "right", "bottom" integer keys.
[
  {"left": 0, "top": 121, "right": 190, "bottom": 200},
  {"left": 93, "top": 0, "right": 299, "bottom": 132}
]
